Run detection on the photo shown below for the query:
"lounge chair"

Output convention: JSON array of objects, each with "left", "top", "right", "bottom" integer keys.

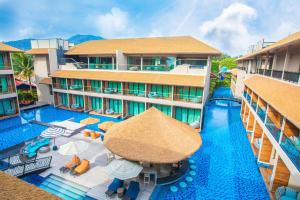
[
  {"left": 71, "top": 159, "right": 90, "bottom": 175},
  {"left": 91, "top": 132, "right": 101, "bottom": 139},
  {"left": 71, "top": 104, "right": 80, "bottom": 109},
  {"left": 84, "top": 130, "right": 91, "bottom": 137},
  {"left": 22, "top": 138, "right": 50, "bottom": 158},
  {"left": 96, "top": 109, "right": 103, "bottom": 114},
  {"left": 60, "top": 155, "right": 81, "bottom": 173},
  {"left": 148, "top": 92, "right": 158, "bottom": 98},
  {"left": 70, "top": 85, "right": 82, "bottom": 90},
  {"left": 5, "top": 108, "right": 16, "bottom": 115},
  {"left": 106, "top": 108, "right": 115, "bottom": 115},
  {"left": 104, "top": 88, "right": 114, "bottom": 94},
  {"left": 275, "top": 186, "right": 299, "bottom": 200},
  {"left": 105, "top": 178, "right": 124, "bottom": 197},
  {"left": 122, "top": 181, "right": 140, "bottom": 200}
]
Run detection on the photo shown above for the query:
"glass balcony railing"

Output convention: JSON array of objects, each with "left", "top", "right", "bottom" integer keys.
[
  {"left": 243, "top": 91, "right": 247, "bottom": 98},
  {"left": 264, "top": 69, "right": 272, "bottom": 77},
  {"left": 283, "top": 71, "right": 300, "bottom": 83},
  {"left": 147, "top": 91, "right": 172, "bottom": 99},
  {"left": 84, "top": 86, "right": 102, "bottom": 93},
  {"left": 257, "top": 106, "right": 266, "bottom": 121},
  {"left": 265, "top": 117, "right": 281, "bottom": 142},
  {"left": 258, "top": 69, "right": 264, "bottom": 75},
  {"left": 251, "top": 101, "right": 257, "bottom": 111},
  {"left": 272, "top": 70, "right": 283, "bottom": 79},
  {"left": 280, "top": 135, "right": 300, "bottom": 171},
  {"left": 123, "top": 89, "right": 146, "bottom": 97},
  {"left": 173, "top": 94, "right": 203, "bottom": 104}
]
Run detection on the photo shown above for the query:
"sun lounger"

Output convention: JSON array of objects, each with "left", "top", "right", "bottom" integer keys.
[
  {"left": 71, "top": 104, "right": 80, "bottom": 109},
  {"left": 105, "top": 178, "right": 124, "bottom": 197},
  {"left": 91, "top": 132, "right": 101, "bottom": 139},
  {"left": 22, "top": 138, "right": 50, "bottom": 158},
  {"left": 84, "top": 130, "right": 91, "bottom": 137},
  {"left": 122, "top": 181, "right": 140, "bottom": 200},
  {"left": 71, "top": 159, "right": 90, "bottom": 175},
  {"left": 60, "top": 155, "right": 81, "bottom": 173},
  {"left": 148, "top": 92, "right": 158, "bottom": 98},
  {"left": 275, "top": 186, "right": 300, "bottom": 200},
  {"left": 106, "top": 108, "right": 115, "bottom": 115}
]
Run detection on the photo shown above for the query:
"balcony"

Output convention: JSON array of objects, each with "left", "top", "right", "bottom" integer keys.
[
  {"left": 0, "top": 86, "right": 15, "bottom": 95},
  {"left": 84, "top": 86, "right": 102, "bottom": 93},
  {"left": 283, "top": 71, "right": 300, "bottom": 83},
  {"left": 53, "top": 83, "right": 68, "bottom": 90},
  {"left": 123, "top": 89, "right": 145, "bottom": 97},
  {"left": 89, "top": 63, "right": 115, "bottom": 70},
  {"left": 258, "top": 69, "right": 264, "bottom": 75},
  {"left": 271, "top": 70, "right": 283, "bottom": 79},
  {"left": 0, "top": 65, "right": 12, "bottom": 70},
  {"left": 246, "top": 94, "right": 251, "bottom": 103},
  {"left": 251, "top": 101, "right": 257, "bottom": 111},
  {"left": 173, "top": 94, "right": 202, "bottom": 104},
  {"left": 257, "top": 68, "right": 300, "bottom": 84},
  {"left": 280, "top": 135, "right": 300, "bottom": 171},
  {"left": 265, "top": 117, "right": 281, "bottom": 142},
  {"left": 264, "top": 69, "right": 272, "bottom": 77},
  {"left": 257, "top": 106, "right": 266, "bottom": 121}
]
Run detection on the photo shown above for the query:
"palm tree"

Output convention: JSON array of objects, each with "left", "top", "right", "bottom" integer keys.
[{"left": 12, "top": 53, "right": 34, "bottom": 91}]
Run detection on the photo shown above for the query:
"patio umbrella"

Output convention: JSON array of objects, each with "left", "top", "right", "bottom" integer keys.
[
  {"left": 58, "top": 140, "right": 89, "bottom": 156},
  {"left": 40, "top": 127, "right": 66, "bottom": 150},
  {"left": 105, "top": 159, "right": 143, "bottom": 180}
]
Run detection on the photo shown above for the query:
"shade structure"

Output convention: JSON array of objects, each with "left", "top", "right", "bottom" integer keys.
[
  {"left": 104, "top": 107, "right": 202, "bottom": 163},
  {"left": 98, "top": 121, "right": 116, "bottom": 131},
  {"left": 105, "top": 159, "right": 143, "bottom": 180},
  {"left": 40, "top": 127, "right": 66, "bottom": 138},
  {"left": 80, "top": 117, "right": 99, "bottom": 125},
  {"left": 58, "top": 141, "right": 89, "bottom": 155}
]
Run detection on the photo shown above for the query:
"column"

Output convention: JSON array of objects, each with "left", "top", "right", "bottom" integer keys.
[{"left": 281, "top": 48, "right": 290, "bottom": 80}]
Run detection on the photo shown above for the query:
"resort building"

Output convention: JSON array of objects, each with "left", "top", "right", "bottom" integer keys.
[
  {"left": 0, "top": 43, "right": 22, "bottom": 119},
  {"left": 238, "top": 31, "right": 300, "bottom": 193},
  {"left": 231, "top": 31, "right": 300, "bottom": 98},
  {"left": 50, "top": 36, "right": 221, "bottom": 128},
  {"left": 26, "top": 39, "right": 73, "bottom": 104}
]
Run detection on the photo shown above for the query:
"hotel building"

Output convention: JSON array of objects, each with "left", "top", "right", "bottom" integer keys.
[
  {"left": 45, "top": 36, "right": 221, "bottom": 129},
  {"left": 237, "top": 31, "right": 300, "bottom": 192},
  {"left": 0, "top": 43, "right": 22, "bottom": 119}
]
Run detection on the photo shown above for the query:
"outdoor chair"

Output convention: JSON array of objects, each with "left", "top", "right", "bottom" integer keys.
[
  {"left": 71, "top": 159, "right": 90, "bottom": 175},
  {"left": 60, "top": 155, "right": 81, "bottom": 173},
  {"left": 105, "top": 178, "right": 124, "bottom": 197},
  {"left": 275, "top": 186, "right": 299, "bottom": 200},
  {"left": 122, "top": 181, "right": 140, "bottom": 200}
]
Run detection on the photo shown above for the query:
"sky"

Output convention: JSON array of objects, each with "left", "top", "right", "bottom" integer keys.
[{"left": 0, "top": 0, "right": 299, "bottom": 56}]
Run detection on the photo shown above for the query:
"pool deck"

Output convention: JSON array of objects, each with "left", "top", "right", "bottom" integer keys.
[{"left": 37, "top": 131, "right": 154, "bottom": 200}]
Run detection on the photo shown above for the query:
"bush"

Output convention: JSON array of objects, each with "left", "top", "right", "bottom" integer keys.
[{"left": 18, "top": 90, "right": 38, "bottom": 104}]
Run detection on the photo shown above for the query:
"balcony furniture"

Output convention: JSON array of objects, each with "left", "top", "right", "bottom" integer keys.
[
  {"left": 104, "top": 88, "right": 117, "bottom": 94},
  {"left": 129, "top": 66, "right": 139, "bottom": 71},
  {"left": 190, "top": 121, "right": 200, "bottom": 129},
  {"left": 106, "top": 108, "right": 115, "bottom": 115},
  {"left": 38, "top": 145, "right": 51, "bottom": 154},
  {"left": 275, "top": 186, "right": 299, "bottom": 200},
  {"left": 5, "top": 108, "right": 16, "bottom": 115},
  {"left": 71, "top": 104, "right": 80, "bottom": 110},
  {"left": 69, "top": 85, "right": 82, "bottom": 90},
  {"left": 105, "top": 178, "right": 124, "bottom": 197},
  {"left": 191, "top": 97, "right": 201, "bottom": 103},
  {"left": 148, "top": 92, "right": 158, "bottom": 98},
  {"left": 123, "top": 181, "right": 140, "bottom": 200}
]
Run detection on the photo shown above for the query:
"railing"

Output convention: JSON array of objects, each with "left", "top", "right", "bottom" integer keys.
[
  {"left": 68, "top": 84, "right": 83, "bottom": 91},
  {"left": 3, "top": 156, "right": 52, "bottom": 177},
  {"left": 84, "top": 86, "right": 103, "bottom": 93},
  {"left": 0, "top": 86, "right": 15, "bottom": 94},
  {"left": 257, "top": 106, "right": 266, "bottom": 121},
  {"left": 123, "top": 89, "right": 146, "bottom": 97},
  {"left": 251, "top": 101, "right": 257, "bottom": 111},
  {"left": 283, "top": 71, "right": 300, "bottom": 83},
  {"left": 52, "top": 83, "right": 68, "bottom": 90},
  {"left": 246, "top": 93, "right": 251, "bottom": 103},
  {"left": 280, "top": 134, "right": 300, "bottom": 171},
  {"left": 258, "top": 69, "right": 264, "bottom": 75},
  {"left": 103, "top": 87, "right": 122, "bottom": 94},
  {"left": 89, "top": 63, "right": 115, "bottom": 70},
  {"left": 272, "top": 70, "right": 283, "bottom": 79},
  {"left": 142, "top": 65, "right": 171, "bottom": 71},
  {"left": 173, "top": 94, "right": 202, "bottom": 103},
  {"left": 0, "top": 65, "right": 12, "bottom": 70},
  {"left": 147, "top": 91, "right": 172, "bottom": 99},
  {"left": 264, "top": 69, "right": 272, "bottom": 77},
  {"left": 265, "top": 117, "right": 281, "bottom": 142}
]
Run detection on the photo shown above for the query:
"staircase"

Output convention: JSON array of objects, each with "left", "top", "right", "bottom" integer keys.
[{"left": 39, "top": 175, "right": 90, "bottom": 200}]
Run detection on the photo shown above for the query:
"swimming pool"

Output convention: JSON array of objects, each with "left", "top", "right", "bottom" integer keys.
[
  {"left": 151, "top": 88, "right": 270, "bottom": 199},
  {"left": 0, "top": 106, "right": 121, "bottom": 151}
]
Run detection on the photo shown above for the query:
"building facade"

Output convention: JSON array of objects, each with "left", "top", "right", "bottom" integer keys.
[
  {"left": 26, "top": 39, "right": 73, "bottom": 104},
  {"left": 48, "top": 36, "right": 220, "bottom": 129},
  {"left": 0, "top": 43, "right": 22, "bottom": 119},
  {"left": 237, "top": 31, "right": 300, "bottom": 192}
]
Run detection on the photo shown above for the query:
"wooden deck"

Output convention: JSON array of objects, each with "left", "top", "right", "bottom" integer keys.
[
  {"left": 259, "top": 167, "right": 275, "bottom": 200},
  {"left": 89, "top": 111, "right": 122, "bottom": 119}
]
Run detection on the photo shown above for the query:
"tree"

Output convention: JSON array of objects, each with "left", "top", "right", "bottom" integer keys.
[{"left": 12, "top": 53, "right": 34, "bottom": 91}]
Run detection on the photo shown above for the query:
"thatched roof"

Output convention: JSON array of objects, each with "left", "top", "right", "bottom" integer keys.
[
  {"left": 65, "top": 36, "right": 221, "bottom": 55},
  {"left": 103, "top": 107, "right": 202, "bottom": 163},
  {"left": 26, "top": 48, "right": 52, "bottom": 55},
  {"left": 0, "top": 171, "right": 61, "bottom": 200},
  {"left": 98, "top": 121, "right": 116, "bottom": 131},
  {"left": 51, "top": 70, "right": 205, "bottom": 87}
]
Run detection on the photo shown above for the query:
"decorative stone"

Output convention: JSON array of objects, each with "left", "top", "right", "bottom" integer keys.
[
  {"left": 185, "top": 176, "right": 193, "bottom": 182},
  {"left": 170, "top": 186, "right": 178, "bottom": 192},
  {"left": 190, "top": 165, "right": 196, "bottom": 169},
  {"left": 179, "top": 182, "right": 187, "bottom": 188},
  {"left": 189, "top": 171, "right": 196, "bottom": 176}
]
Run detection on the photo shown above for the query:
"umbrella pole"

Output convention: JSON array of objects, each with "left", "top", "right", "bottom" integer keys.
[{"left": 53, "top": 138, "right": 58, "bottom": 151}]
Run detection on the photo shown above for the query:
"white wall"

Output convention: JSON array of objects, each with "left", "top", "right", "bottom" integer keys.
[
  {"left": 287, "top": 48, "right": 300, "bottom": 72},
  {"left": 48, "top": 49, "right": 59, "bottom": 73},
  {"left": 116, "top": 50, "right": 127, "bottom": 70},
  {"left": 274, "top": 52, "right": 285, "bottom": 70},
  {"left": 202, "top": 56, "right": 211, "bottom": 104}
]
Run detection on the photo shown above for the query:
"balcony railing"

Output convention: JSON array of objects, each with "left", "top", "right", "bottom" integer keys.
[
  {"left": 68, "top": 84, "right": 83, "bottom": 91},
  {"left": 0, "top": 86, "right": 15, "bottom": 94},
  {"left": 142, "top": 65, "right": 171, "bottom": 71},
  {"left": 257, "top": 68, "right": 300, "bottom": 84},
  {"left": 103, "top": 87, "right": 122, "bottom": 94},
  {"left": 257, "top": 106, "right": 266, "bottom": 121},
  {"left": 258, "top": 69, "right": 264, "bottom": 75},
  {"left": 280, "top": 134, "right": 300, "bottom": 171},
  {"left": 0, "top": 65, "right": 12, "bottom": 70},
  {"left": 251, "top": 101, "right": 257, "bottom": 111},
  {"left": 246, "top": 94, "right": 251, "bottom": 103},
  {"left": 147, "top": 91, "right": 172, "bottom": 99},
  {"left": 84, "top": 86, "right": 103, "bottom": 93},
  {"left": 264, "top": 69, "right": 272, "bottom": 77},
  {"left": 123, "top": 89, "right": 145, "bottom": 97},
  {"left": 173, "top": 94, "right": 202, "bottom": 104},
  {"left": 53, "top": 83, "right": 68, "bottom": 90},
  {"left": 89, "top": 63, "right": 115, "bottom": 70},
  {"left": 265, "top": 117, "right": 281, "bottom": 142},
  {"left": 272, "top": 70, "right": 283, "bottom": 79},
  {"left": 283, "top": 71, "right": 300, "bottom": 83}
]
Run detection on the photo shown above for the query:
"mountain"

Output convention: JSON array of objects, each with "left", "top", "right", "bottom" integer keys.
[
  {"left": 67, "top": 34, "right": 104, "bottom": 45},
  {"left": 3, "top": 34, "right": 104, "bottom": 50},
  {"left": 4, "top": 39, "right": 33, "bottom": 51}
]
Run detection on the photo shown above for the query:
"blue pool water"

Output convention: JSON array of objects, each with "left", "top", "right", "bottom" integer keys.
[
  {"left": 0, "top": 106, "right": 121, "bottom": 151},
  {"left": 152, "top": 88, "right": 270, "bottom": 199}
]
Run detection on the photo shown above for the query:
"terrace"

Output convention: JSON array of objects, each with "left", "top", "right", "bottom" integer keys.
[{"left": 256, "top": 68, "right": 300, "bottom": 83}]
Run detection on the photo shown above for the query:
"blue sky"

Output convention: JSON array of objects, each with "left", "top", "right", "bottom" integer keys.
[{"left": 0, "top": 0, "right": 299, "bottom": 55}]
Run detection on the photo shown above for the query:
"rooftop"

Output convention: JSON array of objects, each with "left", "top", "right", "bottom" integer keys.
[
  {"left": 244, "top": 75, "right": 300, "bottom": 128},
  {"left": 51, "top": 70, "right": 206, "bottom": 87},
  {"left": 65, "top": 36, "right": 221, "bottom": 55},
  {"left": 237, "top": 31, "right": 300, "bottom": 61},
  {"left": 26, "top": 48, "right": 52, "bottom": 55},
  {"left": 0, "top": 43, "right": 23, "bottom": 52}
]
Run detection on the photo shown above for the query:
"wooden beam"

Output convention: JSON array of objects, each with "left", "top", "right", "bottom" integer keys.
[
  {"left": 258, "top": 133, "right": 273, "bottom": 163},
  {"left": 271, "top": 157, "right": 290, "bottom": 192}
]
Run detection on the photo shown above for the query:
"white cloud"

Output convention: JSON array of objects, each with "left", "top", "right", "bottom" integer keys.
[
  {"left": 199, "top": 3, "right": 259, "bottom": 56},
  {"left": 93, "top": 7, "right": 131, "bottom": 38}
]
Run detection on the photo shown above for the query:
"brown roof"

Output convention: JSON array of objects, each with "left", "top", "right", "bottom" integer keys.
[
  {"left": 0, "top": 43, "right": 23, "bottom": 52},
  {"left": 237, "top": 31, "right": 300, "bottom": 61},
  {"left": 98, "top": 121, "right": 116, "bottom": 131},
  {"left": 65, "top": 36, "right": 221, "bottom": 55},
  {"left": 51, "top": 70, "right": 205, "bottom": 87},
  {"left": 244, "top": 75, "right": 300, "bottom": 128},
  {"left": 39, "top": 77, "right": 52, "bottom": 85},
  {"left": 0, "top": 171, "right": 61, "bottom": 200},
  {"left": 26, "top": 48, "right": 51, "bottom": 55},
  {"left": 103, "top": 107, "right": 202, "bottom": 163}
]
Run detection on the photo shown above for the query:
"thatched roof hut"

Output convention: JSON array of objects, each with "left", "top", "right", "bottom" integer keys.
[
  {"left": 103, "top": 107, "right": 202, "bottom": 163},
  {"left": 0, "top": 171, "right": 61, "bottom": 200},
  {"left": 98, "top": 121, "right": 116, "bottom": 131}
]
